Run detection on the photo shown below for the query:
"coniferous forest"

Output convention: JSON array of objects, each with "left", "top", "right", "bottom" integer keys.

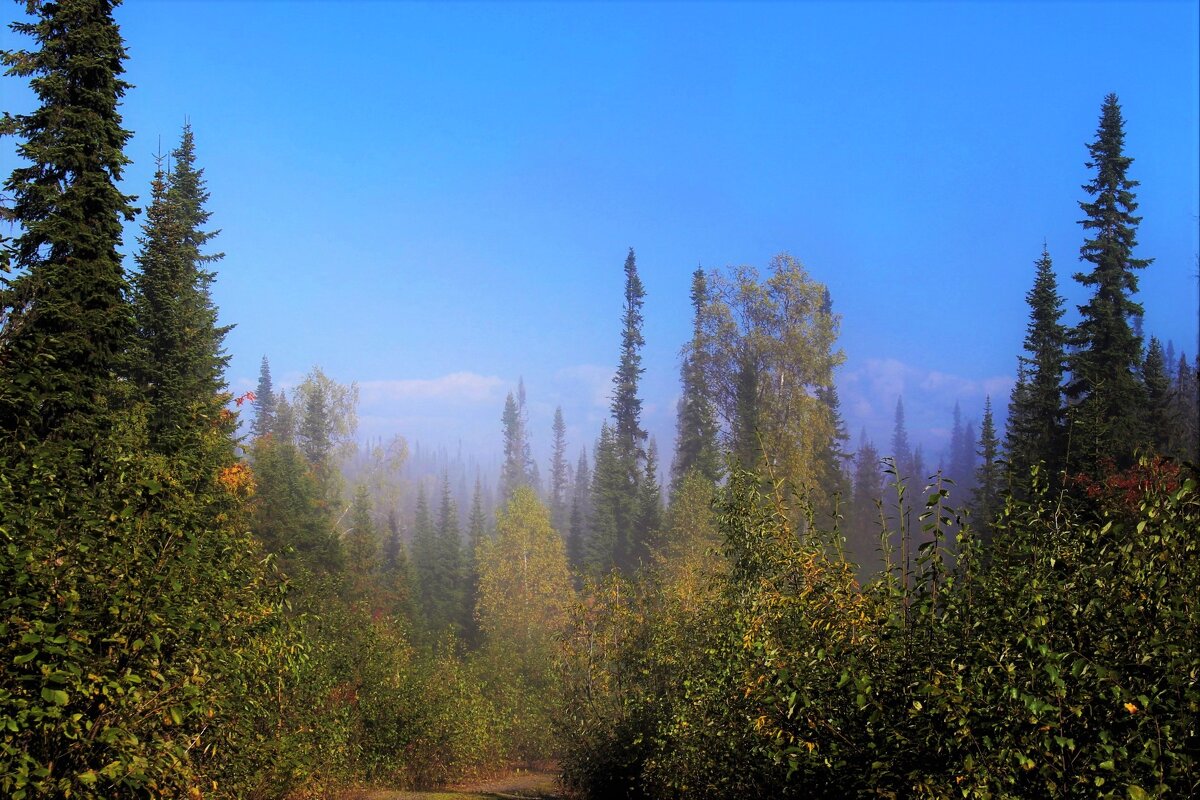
[{"left": 2, "top": 2, "right": 1198, "bottom": 799}]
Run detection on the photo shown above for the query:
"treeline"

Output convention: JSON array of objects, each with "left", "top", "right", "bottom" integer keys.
[{"left": 2, "top": 2, "right": 1197, "bottom": 799}]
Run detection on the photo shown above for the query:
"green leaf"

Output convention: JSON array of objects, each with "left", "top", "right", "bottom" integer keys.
[
  {"left": 41, "top": 687, "right": 68, "bottom": 706},
  {"left": 1127, "top": 786, "right": 1149, "bottom": 800}
]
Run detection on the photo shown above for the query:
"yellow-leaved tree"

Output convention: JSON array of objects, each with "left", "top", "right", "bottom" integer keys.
[{"left": 476, "top": 487, "right": 575, "bottom": 762}]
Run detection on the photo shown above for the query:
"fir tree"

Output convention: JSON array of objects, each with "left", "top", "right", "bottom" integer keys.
[
  {"left": 251, "top": 355, "right": 276, "bottom": 438},
  {"left": 673, "top": 267, "right": 722, "bottom": 488},
  {"left": 0, "top": 0, "right": 137, "bottom": 440},
  {"left": 1066, "top": 94, "right": 1153, "bottom": 470},
  {"left": 1006, "top": 246, "right": 1067, "bottom": 493}
]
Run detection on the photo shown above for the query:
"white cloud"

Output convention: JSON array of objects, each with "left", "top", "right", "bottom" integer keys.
[
  {"left": 359, "top": 372, "right": 505, "bottom": 405},
  {"left": 839, "top": 357, "right": 1013, "bottom": 456}
]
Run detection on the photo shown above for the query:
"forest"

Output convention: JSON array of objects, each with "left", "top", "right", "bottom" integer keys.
[{"left": 1, "top": 1, "right": 1197, "bottom": 799}]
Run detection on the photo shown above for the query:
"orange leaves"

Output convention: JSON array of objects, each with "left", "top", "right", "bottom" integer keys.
[{"left": 217, "top": 462, "right": 255, "bottom": 499}]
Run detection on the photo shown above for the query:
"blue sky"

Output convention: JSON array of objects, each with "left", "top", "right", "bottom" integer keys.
[{"left": 3, "top": 0, "right": 1198, "bottom": 474}]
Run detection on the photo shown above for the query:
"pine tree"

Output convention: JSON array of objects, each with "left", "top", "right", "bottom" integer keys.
[
  {"left": 1066, "top": 94, "right": 1153, "bottom": 470},
  {"left": 673, "top": 267, "right": 722, "bottom": 488},
  {"left": 0, "top": 0, "right": 137, "bottom": 441},
  {"left": 549, "top": 406, "right": 570, "bottom": 533},
  {"left": 251, "top": 355, "right": 277, "bottom": 439},
  {"left": 972, "top": 397, "right": 1002, "bottom": 546},
  {"left": 1006, "top": 246, "right": 1067, "bottom": 493}
]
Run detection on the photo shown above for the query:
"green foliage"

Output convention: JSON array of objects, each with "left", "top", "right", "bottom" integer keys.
[
  {"left": 672, "top": 267, "right": 722, "bottom": 490},
  {"left": 476, "top": 488, "right": 574, "bottom": 762},
  {"left": 1066, "top": 94, "right": 1153, "bottom": 472},
  {"left": 561, "top": 459, "right": 1200, "bottom": 798},
  {"left": 1006, "top": 246, "right": 1068, "bottom": 496},
  {"left": 0, "top": 0, "right": 136, "bottom": 439},
  {"left": 130, "top": 124, "right": 231, "bottom": 457},
  {"left": 700, "top": 255, "right": 845, "bottom": 516},
  {"left": 0, "top": 404, "right": 288, "bottom": 799}
]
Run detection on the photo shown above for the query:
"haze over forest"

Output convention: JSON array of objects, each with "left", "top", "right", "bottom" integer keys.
[
  {"left": 5, "top": 1, "right": 1197, "bottom": 479},
  {"left": 2, "top": 2, "right": 1199, "bottom": 798}
]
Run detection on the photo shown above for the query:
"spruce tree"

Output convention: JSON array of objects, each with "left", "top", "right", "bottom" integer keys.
[
  {"left": 549, "top": 406, "right": 570, "bottom": 533},
  {"left": 436, "top": 474, "right": 466, "bottom": 633},
  {"left": 1066, "top": 94, "right": 1153, "bottom": 470},
  {"left": 592, "top": 248, "right": 651, "bottom": 574},
  {"left": 410, "top": 484, "right": 438, "bottom": 632},
  {"left": 252, "top": 354, "right": 277, "bottom": 438},
  {"left": 891, "top": 396, "right": 914, "bottom": 479},
  {"left": 673, "top": 267, "right": 721, "bottom": 488},
  {"left": 567, "top": 447, "right": 590, "bottom": 571},
  {"left": 1142, "top": 336, "right": 1171, "bottom": 454},
  {"left": 500, "top": 389, "right": 531, "bottom": 500},
  {"left": 1006, "top": 246, "right": 1067, "bottom": 493},
  {"left": 0, "top": 0, "right": 136, "bottom": 441},
  {"left": 850, "top": 433, "right": 883, "bottom": 575},
  {"left": 972, "top": 397, "right": 1002, "bottom": 546},
  {"left": 1169, "top": 353, "right": 1198, "bottom": 460},
  {"left": 131, "top": 123, "right": 230, "bottom": 455},
  {"left": 612, "top": 248, "right": 648, "bottom": 463}
]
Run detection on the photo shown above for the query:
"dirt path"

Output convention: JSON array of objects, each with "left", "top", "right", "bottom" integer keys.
[{"left": 360, "top": 769, "right": 561, "bottom": 800}]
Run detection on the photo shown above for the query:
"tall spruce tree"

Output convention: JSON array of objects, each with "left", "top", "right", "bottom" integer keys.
[
  {"left": 1006, "top": 246, "right": 1067, "bottom": 494},
  {"left": 251, "top": 354, "right": 276, "bottom": 438},
  {"left": 549, "top": 406, "right": 570, "bottom": 533},
  {"left": 592, "top": 248, "right": 650, "bottom": 574},
  {"left": 891, "top": 396, "right": 914, "bottom": 479},
  {"left": 567, "top": 446, "right": 590, "bottom": 571},
  {"left": 1169, "top": 353, "right": 1199, "bottom": 460},
  {"left": 0, "top": 0, "right": 136, "bottom": 440},
  {"left": 132, "top": 123, "right": 230, "bottom": 455},
  {"left": 850, "top": 432, "right": 883, "bottom": 575},
  {"left": 1066, "top": 94, "right": 1153, "bottom": 470},
  {"left": 1142, "top": 336, "right": 1171, "bottom": 454},
  {"left": 972, "top": 397, "right": 1002, "bottom": 545},
  {"left": 673, "top": 267, "right": 722, "bottom": 489}
]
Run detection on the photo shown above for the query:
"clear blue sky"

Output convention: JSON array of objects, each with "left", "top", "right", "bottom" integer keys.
[{"left": 3, "top": 0, "right": 1198, "bottom": 474}]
